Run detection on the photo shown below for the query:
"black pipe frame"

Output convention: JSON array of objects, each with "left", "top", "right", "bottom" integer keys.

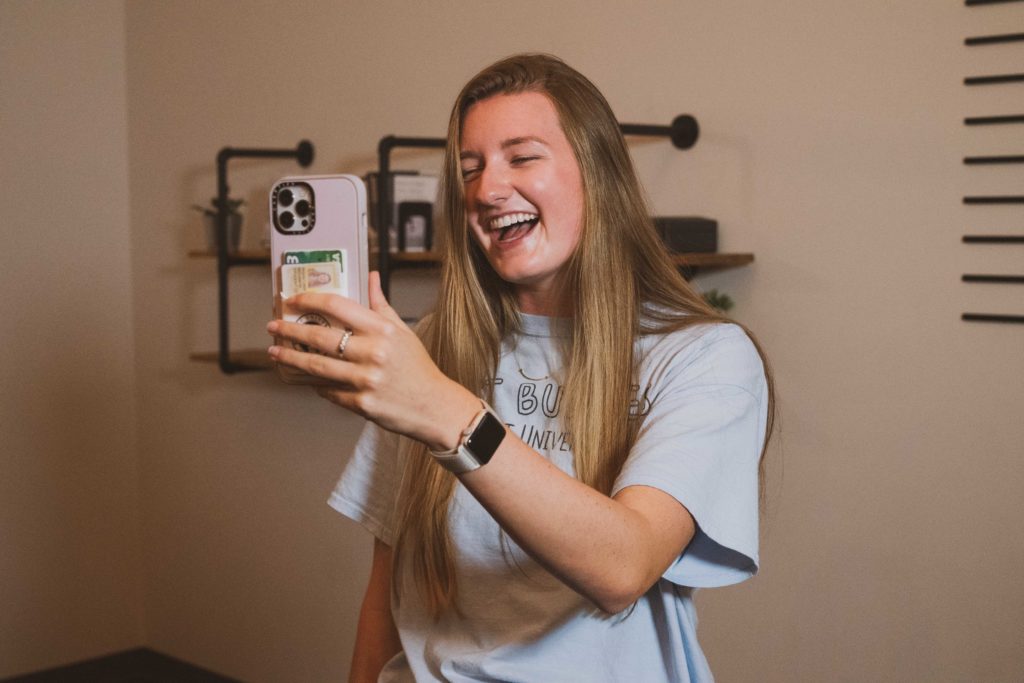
[{"left": 215, "top": 141, "right": 314, "bottom": 374}]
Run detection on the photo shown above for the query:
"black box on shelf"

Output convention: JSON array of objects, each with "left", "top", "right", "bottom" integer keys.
[
  {"left": 365, "top": 171, "right": 439, "bottom": 253},
  {"left": 397, "top": 201, "right": 433, "bottom": 252},
  {"left": 654, "top": 216, "right": 718, "bottom": 253}
]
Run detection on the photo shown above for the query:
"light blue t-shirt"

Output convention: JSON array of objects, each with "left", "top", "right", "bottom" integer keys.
[{"left": 329, "top": 313, "right": 768, "bottom": 682}]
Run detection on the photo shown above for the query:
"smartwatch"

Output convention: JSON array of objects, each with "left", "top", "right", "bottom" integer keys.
[{"left": 429, "top": 402, "right": 506, "bottom": 474}]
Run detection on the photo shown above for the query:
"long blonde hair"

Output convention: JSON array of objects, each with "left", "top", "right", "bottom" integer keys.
[{"left": 392, "top": 53, "right": 775, "bottom": 617}]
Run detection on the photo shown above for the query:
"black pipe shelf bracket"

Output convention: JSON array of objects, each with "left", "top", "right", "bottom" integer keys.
[
  {"left": 213, "top": 140, "right": 314, "bottom": 374},
  {"left": 619, "top": 115, "right": 700, "bottom": 151},
  {"left": 375, "top": 114, "right": 700, "bottom": 298},
  {"left": 376, "top": 135, "right": 448, "bottom": 299}
]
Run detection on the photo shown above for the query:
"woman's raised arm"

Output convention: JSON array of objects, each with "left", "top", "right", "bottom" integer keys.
[{"left": 268, "top": 276, "right": 697, "bottom": 614}]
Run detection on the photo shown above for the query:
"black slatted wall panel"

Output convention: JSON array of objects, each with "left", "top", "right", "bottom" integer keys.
[{"left": 962, "top": 0, "right": 1024, "bottom": 324}]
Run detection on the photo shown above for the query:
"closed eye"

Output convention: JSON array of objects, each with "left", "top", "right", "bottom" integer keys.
[
  {"left": 461, "top": 166, "right": 481, "bottom": 180},
  {"left": 511, "top": 156, "right": 540, "bottom": 165}
]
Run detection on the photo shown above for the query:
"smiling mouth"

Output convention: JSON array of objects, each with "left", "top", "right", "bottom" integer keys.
[{"left": 489, "top": 212, "right": 540, "bottom": 242}]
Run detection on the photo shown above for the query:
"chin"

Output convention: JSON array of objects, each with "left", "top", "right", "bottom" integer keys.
[
  {"left": 485, "top": 256, "right": 537, "bottom": 284},
  {"left": 494, "top": 264, "right": 560, "bottom": 291}
]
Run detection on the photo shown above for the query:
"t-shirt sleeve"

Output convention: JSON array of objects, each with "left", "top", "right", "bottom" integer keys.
[
  {"left": 612, "top": 323, "right": 768, "bottom": 588},
  {"left": 328, "top": 420, "right": 402, "bottom": 545}
]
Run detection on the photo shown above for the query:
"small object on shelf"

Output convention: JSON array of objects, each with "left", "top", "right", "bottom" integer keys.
[
  {"left": 702, "top": 288, "right": 734, "bottom": 313},
  {"left": 193, "top": 197, "right": 244, "bottom": 253},
  {"left": 398, "top": 201, "right": 433, "bottom": 252},
  {"left": 655, "top": 216, "right": 718, "bottom": 254}
]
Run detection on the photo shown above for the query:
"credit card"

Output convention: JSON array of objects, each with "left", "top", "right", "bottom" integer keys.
[{"left": 283, "top": 249, "right": 346, "bottom": 268}]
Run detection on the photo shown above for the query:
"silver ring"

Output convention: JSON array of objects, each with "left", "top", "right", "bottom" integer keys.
[{"left": 337, "top": 329, "right": 353, "bottom": 358}]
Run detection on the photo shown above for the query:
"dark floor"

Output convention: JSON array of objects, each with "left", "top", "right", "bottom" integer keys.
[{"left": 0, "top": 649, "right": 241, "bottom": 683}]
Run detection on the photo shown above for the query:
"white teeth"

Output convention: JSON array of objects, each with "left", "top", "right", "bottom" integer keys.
[{"left": 489, "top": 212, "right": 538, "bottom": 230}]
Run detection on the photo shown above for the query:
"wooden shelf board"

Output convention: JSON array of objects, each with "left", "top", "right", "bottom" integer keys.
[
  {"left": 390, "top": 251, "right": 442, "bottom": 263},
  {"left": 188, "top": 249, "right": 270, "bottom": 260},
  {"left": 189, "top": 251, "right": 754, "bottom": 372},
  {"left": 189, "top": 249, "right": 753, "bottom": 272},
  {"left": 187, "top": 249, "right": 438, "bottom": 267},
  {"left": 672, "top": 252, "right": 754, "bottom": 269}
]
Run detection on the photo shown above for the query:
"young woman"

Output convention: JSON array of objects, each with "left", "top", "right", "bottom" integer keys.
[{"left": 267, "top": 53, "right": 774, "bottom": 683}]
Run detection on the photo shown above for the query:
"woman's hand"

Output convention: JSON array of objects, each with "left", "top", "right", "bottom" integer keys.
[{"left": 266, "top": 272, "right": 480, "bottom": 450}]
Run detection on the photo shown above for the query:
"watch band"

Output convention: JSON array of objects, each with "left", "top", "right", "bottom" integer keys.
[{"left": 429, "top": 402, "right": 505, "bottom": 474}]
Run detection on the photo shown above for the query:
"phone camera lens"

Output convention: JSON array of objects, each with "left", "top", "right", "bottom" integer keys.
[
  {"left": 295, "top": 199, "right": 311, "bottom": 217},
  {"left": 280, "top": 211, "right": 295, "bottom": 228},
  {"left": 278, "top": 189, "right": 294, "bottom": 207}
]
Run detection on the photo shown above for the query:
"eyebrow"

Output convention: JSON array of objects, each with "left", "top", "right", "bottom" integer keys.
[
  {"left": 502, "top": 136, "right": 547, "bottom": 149},
  {"left": 460, "top": 136, "right": 549, "bottom": 160}
]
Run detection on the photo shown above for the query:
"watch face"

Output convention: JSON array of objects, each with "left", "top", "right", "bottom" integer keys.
[{"left": 465, "top": 411, "right": 506, "bottom": 465}]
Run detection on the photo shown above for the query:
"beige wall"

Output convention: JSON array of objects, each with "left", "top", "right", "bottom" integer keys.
[
  {"left": 0, "top": 0, "right": 143, "bottom": 677},
  {"left": 3, "top": 0, "right": 1022, "bottom": 680}
]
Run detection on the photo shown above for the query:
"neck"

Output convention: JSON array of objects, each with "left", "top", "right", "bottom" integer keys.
[
  {"left": 515, "top": 287, "right": 570, "bottom": 317},
  {"left": 513, "top": 273, "right": 574, "bottom": 317}
]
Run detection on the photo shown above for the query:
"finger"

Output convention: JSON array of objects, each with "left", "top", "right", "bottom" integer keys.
[
  {"left": 368, "top": 271, "right": 403, "bottom": 325},
  {"left": 270, "top": 320, "right": 373, "bottom": 363},
  {"left": 285, "top": 291, "right": 384, "bottom": 334},
  {"left": 270, "top": 319, "right": 348, "bottom": 357},
  {"left": 316, "top": 386, "right": 364, "bottom": 414},
  {"left": 269, "top": 343, "right": 360, "bottom": 383}
]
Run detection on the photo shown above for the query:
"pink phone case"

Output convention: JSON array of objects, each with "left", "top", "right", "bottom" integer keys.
[{"left": 269, "top": 174, "right": 368, "bottom": 384}]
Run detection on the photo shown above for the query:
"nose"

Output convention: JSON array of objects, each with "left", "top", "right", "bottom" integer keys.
[{"left": 474, "top": 164, "right": 510, "bottom": 206}]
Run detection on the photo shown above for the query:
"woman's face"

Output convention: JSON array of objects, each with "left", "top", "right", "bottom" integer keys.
[{"left": 459, "top": 91, "right": 584, "bottom": 314}]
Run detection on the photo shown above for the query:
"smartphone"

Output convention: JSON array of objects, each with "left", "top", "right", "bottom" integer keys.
[{"left": 269, "top": 174, "right": 368, "bottom": 384}]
